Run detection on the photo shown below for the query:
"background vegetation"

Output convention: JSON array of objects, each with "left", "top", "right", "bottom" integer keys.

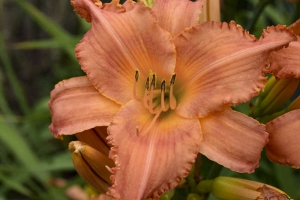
[{"left": 0, "top": 0, "right": 299, "bottom": 199}]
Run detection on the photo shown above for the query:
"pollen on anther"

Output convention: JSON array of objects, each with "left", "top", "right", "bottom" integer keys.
[
  {"left": 151, "top": 74, "right": 156, "bottom": 88},
  {"left": 135, "top": 69, "right": 139, "bottom": 82},
  {"left": 170, "top": 73, "right": 176, "bottom": 85},
  {"left": 145, "top": 77, "right": 150, "bottom": 91},
  {"left": 161, "top": 79, "right": 166, "bottom": 92}
]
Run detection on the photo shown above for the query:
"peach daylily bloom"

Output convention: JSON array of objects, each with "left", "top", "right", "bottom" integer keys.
[
  {"left": 49, "top": 0, "right": 297, "bottom": 199},
  {"left": 265, "top": 19, "right": 300, "bottom": 168}
]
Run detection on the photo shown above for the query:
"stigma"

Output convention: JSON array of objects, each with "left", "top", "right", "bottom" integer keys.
[{"left": 133, "top": 69, "right": 177, "bottom": 114}]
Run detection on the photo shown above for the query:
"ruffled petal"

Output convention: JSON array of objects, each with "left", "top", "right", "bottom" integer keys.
[
  {"left": 106, "top": 100, "right": 201, "bottom": 199},
  {"left": 151, "top": 0, "right": 204, "bottom": 37},
  {"left": 49, "top": 76, "right": 120, "bottom": 138},
  {"left": 174, "top": 21, "right": 296, "bottom": 118},
  {"left": 73, "top": 0, "right": 176, "bottom": 104},
  {"left": 266, "top": 110, "right": 300, "bottom": 168},
  {"left": 199, "top": 107, "right": 268, "bottom": 173},
  {"left": 268, "top": 38, "right": 300, "bottom": 78}
]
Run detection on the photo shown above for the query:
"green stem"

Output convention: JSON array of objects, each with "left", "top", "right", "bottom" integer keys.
[
  {"left": 246, "top": 0, "right": 273, "bottom": 33},
  {"left": 205, "top": 162, "right": 223, "bottom": 180}
]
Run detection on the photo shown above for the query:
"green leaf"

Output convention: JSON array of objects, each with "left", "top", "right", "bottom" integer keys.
[
  {"left": 0, "top": 173, "right": 32, "bottom": 196},
  {"left": 0, "top": 117, "right": 49, "bottom": 183},
  {"left": 12, "top": 0, "right": 77, "bottom": 59}
]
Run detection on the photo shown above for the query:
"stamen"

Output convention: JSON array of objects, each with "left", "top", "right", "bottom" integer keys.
[
  {"left": 148, "top": 79, "right": 156, "bottom": 114},
  {"left": 170, "top": 73, "right": 176, "bottom": 85},
  {"left": 169, "top": 73, "right": 177, "bottom": 110},
  {"left": 143, "top": 90, "right": 150, "bottom": 109},
  {"left": 145, "top": 77, "right": 150, "bottom": 91},
  {"left": 151, "top": 74, "right": 156, "bottom": 88},
  {"left": 160, "top": 80, "right": 167, "bottom": 112},
  {"left": 133, "top": 69, "right": 141, "bottom": 101},
  {"left": 135, "top": 69, "right": 139, "bottom": 82}
]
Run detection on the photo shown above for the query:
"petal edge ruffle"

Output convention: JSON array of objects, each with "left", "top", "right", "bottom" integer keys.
[
  {"left": 174, "top": 21, "right": 296, "bottom": 118},
  {"left": 107, "top": 100, "right": 201, "bottom": 199}
]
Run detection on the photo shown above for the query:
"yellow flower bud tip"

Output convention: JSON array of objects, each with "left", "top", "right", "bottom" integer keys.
[{"left": 211, "top": 177, "right": 291, "bottom": 200}]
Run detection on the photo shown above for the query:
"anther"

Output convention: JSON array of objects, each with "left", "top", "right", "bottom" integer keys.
[
  {"left": 145, "top": 77, "right": 150, "bottom": 91},
  {"left": 170, "top": 73, "right": 176, "bottom": 85},
  {"left": 133, "top": 69, "right": 141, "bottom": 101},
  {"left": 161, "top": 80, "right": 167, "bottom": 112},
  {"left": 169, "top": 73, "right": 177, "bottom": 110},
  {"left": 135, "top": 69, "right": 139, "bottom": 82},
  {"left": 151, "top": 74, "right": 156, "bottom": 89}
]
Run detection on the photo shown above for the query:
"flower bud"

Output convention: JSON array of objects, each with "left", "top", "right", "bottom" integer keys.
[
  {"left": 76, "top": 126, "right": 111, "bottom": 156},
  {"left": 251, "top": 76, "right": 299, "bottom": 118},
  {"left": 69, "top": 141, "right": 114, "bottom": 193},
  {"left": 210, "top": 176, "right": 291, "bottom": 200}
]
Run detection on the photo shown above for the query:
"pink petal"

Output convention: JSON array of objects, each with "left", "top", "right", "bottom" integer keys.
[
  {"left": 106, "top": 100, "right": 201, "bottom": 199},
  {"left": 174, "top": 21, "right": 296, "bottom": 118},
  {"left": 73, "top": 0, "right": 176, "bottom": 104},
  {"left": 268, "top": 38, "right": 300, "bottom": 78},
  {"left": 199, "top": 107, "right": 268, "bottom": 173},
  {"left": 151, "top": 0, "right": 205, "bottom": 37},
  {"left": 49, "top": 76, "right": 120, "bottom": 138},
  {"left": 266, "top": 110, "right": 300, "bottom": 168}
]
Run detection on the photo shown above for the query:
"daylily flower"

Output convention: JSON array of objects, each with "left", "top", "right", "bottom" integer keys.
[
  {"left": 49, "top": 0, "right": 297, "bottom": 199},
  {"left": 263, "top": 19, "right": 300, "bottom": 168}
]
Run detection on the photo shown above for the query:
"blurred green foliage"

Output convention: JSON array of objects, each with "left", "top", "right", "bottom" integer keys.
[{"left": 0, "top": 0, "right": 299, "bottom": 199}]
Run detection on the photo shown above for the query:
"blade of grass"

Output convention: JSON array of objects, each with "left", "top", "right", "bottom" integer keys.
[
  {"left": 273, "top": 163, "right": 297, "bottom": 199},
  {"left": 12, "top": 0, "right": 77, "bottom": 60},
  {"left": 0, "top": 173, "right": 32, "bottom": 196},
  {"left": 11, "top": 39, "right": 61, "bottom": 50},
  {"left": 0, "top": 33, "right": 30, "bottom": 115},
  {"left": 0, "top": 117, "right": 49, "bottom": 184},
  {"left": 0, "top": 69, "right": 13, "bottom": 115}
]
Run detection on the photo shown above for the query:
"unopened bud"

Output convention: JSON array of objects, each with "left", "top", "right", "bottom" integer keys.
[
  {"left": 209, "top": 176, "right": 291, "bottom": 200},
  {"left": 69, "top": 141, "right": 114, "bottom": 193},
  {"left": 251, "top": 76, "right": 299, "bottom": 118}
]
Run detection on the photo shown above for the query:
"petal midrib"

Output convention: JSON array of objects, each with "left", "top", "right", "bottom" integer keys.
[{"left": 137, "top": 125, "right": 157, "bottom": 199}]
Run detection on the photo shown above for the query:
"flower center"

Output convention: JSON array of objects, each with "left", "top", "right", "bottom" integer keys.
[{"left": 133, "top": 69, "right": 177, "bottom": 115}]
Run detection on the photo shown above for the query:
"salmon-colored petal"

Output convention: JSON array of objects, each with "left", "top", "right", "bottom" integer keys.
[
  {"left": 268, "top": 38, "right": 300, "bottom": 78},
  {"left": 106, "top": 100, "right": 201, "bottom": 199},
  {"left": 266, "top": 110, "right": 300, "bottom": 168},
  {"left": 199, "top": 107, "right": 268, "bottom": 173},
  {"left": 151, "top": 0, "right": 204, "bottom": 37},
  {"left": 174, "top": 21, "right": 296, "bottom": 118},
  {"left": 49, "top": 76, "right": 120, "bottom": 138},
  {"left": 73, "top": 0, "right": 176, "bottom": 104}
]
